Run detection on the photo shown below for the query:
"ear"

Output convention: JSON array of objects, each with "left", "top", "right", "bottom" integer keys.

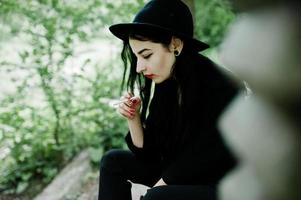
[{"left": 169, "top": 36, "right": 184, "bottom": 54}]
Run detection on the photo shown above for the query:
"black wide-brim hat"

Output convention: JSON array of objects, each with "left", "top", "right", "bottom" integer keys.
[{"left": 109, "top": 0, "right": 209, "bottom": 52}]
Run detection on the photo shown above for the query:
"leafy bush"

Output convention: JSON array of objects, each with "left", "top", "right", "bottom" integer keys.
[
  {"left": 195, "top": 0, "right": 235, "bottom": 47},
  {"left": 0, "top": 0, "right": 142, "bottom": 195}
]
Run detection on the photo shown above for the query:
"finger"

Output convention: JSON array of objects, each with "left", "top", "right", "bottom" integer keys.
[
  {"left": 118, "top": 95, "right": 131, "bottom": 106},
  {"left": 117, "top": 104, "right": 130, "bottom": 117},
  {"left": 118, "top": 106, "right": 135, "bottom": 119},
  {"left": 124, "top": 100, "right": 133, "bottom": 107},
  {"left": 119, "top": 110, "right": 132, "bottom": 119},
  {"left": 129, "top": 96, "right": 141, "bottom": 109},
  {"left": 119, "top": 93, "right": 133, "bottom": 106},
  {"left": 120, "top": 95, "right": 128, "bottom": 101},
  {"left": 120, "top": 102, "right": 136, "bottom": 114},
  {"left": 130, "top": 96, "right": 140, "bottom": 104},
  {"left": 123, "top": 91, "right": 133, "bottom": 99},
  {"left": 117, "top": 98, "right": 132, "bottom": 107}
]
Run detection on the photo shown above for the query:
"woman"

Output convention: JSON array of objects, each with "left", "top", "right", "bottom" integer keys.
[{"left": 98, "top": 0, "right": 239, "bottom": 199}]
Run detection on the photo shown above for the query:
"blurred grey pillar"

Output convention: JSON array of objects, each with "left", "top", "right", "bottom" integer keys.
[{"left": 217, "top": 1, "right": 301, "bottom": 200}]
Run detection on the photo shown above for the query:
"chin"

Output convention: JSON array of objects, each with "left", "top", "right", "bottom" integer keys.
[{"left": 153, "top": 78, "right": 166, "bottom": 84}]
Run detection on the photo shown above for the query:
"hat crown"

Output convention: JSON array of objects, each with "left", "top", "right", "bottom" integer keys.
[
  {"left": 133, "top": 0, "right": 194, "bottom": 37},
  {"left": 109, "top": 0, "right": 209, "bottom": 52}
]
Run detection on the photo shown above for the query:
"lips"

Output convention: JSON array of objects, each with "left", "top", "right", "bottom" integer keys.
[{"left": 144, "top": 74, "right": 155, "bottom": 79}]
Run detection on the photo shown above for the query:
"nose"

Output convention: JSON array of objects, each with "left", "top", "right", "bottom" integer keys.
[{"left": 136, "top": 58, "right": 146, "bottom": 73}]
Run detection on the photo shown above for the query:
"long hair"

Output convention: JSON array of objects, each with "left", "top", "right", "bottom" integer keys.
[
  {"left": 120, "top": 28, "right": 201, "bottom": 153},
  {"left": 121, "top": 27, "right": 182, "bottom": 121}
]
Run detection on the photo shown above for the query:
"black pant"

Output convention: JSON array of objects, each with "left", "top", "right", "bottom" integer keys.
[{"left": 98, "top": 149, "right": 216, "bottom": 200}]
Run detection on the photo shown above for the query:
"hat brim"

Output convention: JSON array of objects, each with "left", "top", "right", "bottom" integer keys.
[{"left": 109, "top": 23, "right": 210, "bottom": 52}]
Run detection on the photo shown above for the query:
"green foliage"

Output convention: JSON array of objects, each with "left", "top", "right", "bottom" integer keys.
[
  {"left": 0, "top": 65, "right": 127, "bottom": 195},
  {"left": 195, "top": 0, "right": 235, "bottom": 47},
  {"left": 0, "top": 0, "right": 144, "bottom": 196}
]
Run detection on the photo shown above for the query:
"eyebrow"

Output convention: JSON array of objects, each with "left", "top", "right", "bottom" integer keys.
[{"left": 137, "top": 48, "right": 151, "bottom": 55}]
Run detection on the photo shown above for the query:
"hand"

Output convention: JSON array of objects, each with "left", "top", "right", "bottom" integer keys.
[
  {"left": 117, "top": 92, "right": 141, "bottom": 120},
  {"left": 153, "top": 178, "right": 167, "bottom": 187}
]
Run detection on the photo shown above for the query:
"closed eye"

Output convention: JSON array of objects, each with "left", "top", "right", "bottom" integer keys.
[{"left": 143, "top": 54, "right": 152, "bottom": 59}]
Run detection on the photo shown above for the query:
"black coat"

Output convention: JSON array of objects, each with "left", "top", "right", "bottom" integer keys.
[{"left": 125, "top": 54, "right": 239, "bottom": 185}]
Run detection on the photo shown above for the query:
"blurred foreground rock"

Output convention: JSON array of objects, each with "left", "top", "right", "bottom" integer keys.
[
  {"left": 218, "top": 1, "right": 301, "bottom": 200},
  {"left": 34, "top": 150, "right": 91, "bottom": 200},
  {"left": 33, "top": 149, "right": 147, "bottom": 200}
]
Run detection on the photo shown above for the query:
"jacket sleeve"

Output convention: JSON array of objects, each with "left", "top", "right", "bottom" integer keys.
[
  {"left": 125, "top": 128, "right": 160, "bottom": 162},
  {"left": 124, "top": 94, "right": 161, "bottom": 162}
]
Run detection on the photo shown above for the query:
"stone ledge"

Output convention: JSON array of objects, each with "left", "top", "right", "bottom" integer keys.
[{"left": 34, "top": 150, "right": 91, "bottom": 200}]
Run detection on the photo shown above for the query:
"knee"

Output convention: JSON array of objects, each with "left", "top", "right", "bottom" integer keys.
[
  {"left": 100, "top": 149, "right": 124, "bottom": 173},
  {"left": 100, "top": 149, "right": 128, "bottom": 172}
]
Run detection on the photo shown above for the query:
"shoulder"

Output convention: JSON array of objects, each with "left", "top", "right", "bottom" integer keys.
[
  {"left": 192, "top": 54, "right": 241, "bottom": 90},
  {"left": 180, "top": 54, "right": 242, "bottom": 109},
  {"left": 194, "top": 54, "right": 223, "bottom": 78},
  {"left": 184, "top": 54, "right": 224, "bottom": 85},
  {"left": 182, "top": 53, "right": 219, "bottom": 78}
]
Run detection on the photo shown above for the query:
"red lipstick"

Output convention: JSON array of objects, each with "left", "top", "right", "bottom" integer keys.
[{"left": 144, "top": 74, "right": 155, "bottom": 79}]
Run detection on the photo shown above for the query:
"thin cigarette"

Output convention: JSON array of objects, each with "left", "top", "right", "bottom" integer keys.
[{"left": 112, "top": 99, "right": 129, "bottom": 106}]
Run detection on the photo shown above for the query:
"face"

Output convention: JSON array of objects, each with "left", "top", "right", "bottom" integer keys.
[{"left": 129, "top": 39, "right": 176, "bottom": 84}]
